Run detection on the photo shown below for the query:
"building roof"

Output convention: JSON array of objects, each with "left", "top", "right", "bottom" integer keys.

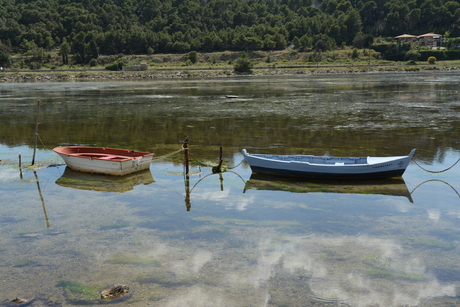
[
  {"left": 395, "top": 34, "right": 417, "bottom": 38},
  {"left": 417, "top": 33, "right": 442, "bottom": 38}
]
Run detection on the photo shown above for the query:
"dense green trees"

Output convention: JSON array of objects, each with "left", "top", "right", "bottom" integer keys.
[{"left": 0, "top": 0, "right": 459, "bottom": 65}]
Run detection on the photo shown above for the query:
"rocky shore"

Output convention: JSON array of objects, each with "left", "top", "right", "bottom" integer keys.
[{"left": 1, "top": 64, "right": 459, "bottom": 82}]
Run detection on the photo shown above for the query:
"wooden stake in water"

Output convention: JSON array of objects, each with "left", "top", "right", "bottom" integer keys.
[
  {"left": 31, "top": 100, "right": 41, "bottom": 166},
  {"left": 19, "top": 153, "right": 23, "bottom": 179},
  {"left": 183, "top": 134, "right": 189, "bottom": 175},
  {"left": 185, "top": 173, "right": 191, "bottom": 211},
  {"left": 34, "top": 171, "right": 50, "bottom": 228},
  {"left": 183, "top": 135, "right": 191, "bottom": 211}
]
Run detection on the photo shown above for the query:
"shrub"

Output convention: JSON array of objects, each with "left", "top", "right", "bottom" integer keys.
[
  {"left": 188, "top": 51, "right": 197, "bottom": 64},
  {"left": 233, "top": 51, "right": 253, "bottom": 73},
  {"left": 29, "top": 62, "right": 41, "bottom": 70},
  {"left": 406, "top": 49, "right": 420, "bottom": 61},
  {"left": 105, "top": 61, "right": 123, "bottom": 71},
  {"left": 351, "top": 48, "right": 359, "bottom": 59},
  {"left": 0, "top": 50, "right": 12, "bottom": 67},
  {"left": 427, "top": 56, "right": 436, "bottom": 64},
  {"left": 369, "top": 51, "right": 380, "bottom": 59},
  {"left": 89, "top": 58, "right": 98, "bottom": 67}
]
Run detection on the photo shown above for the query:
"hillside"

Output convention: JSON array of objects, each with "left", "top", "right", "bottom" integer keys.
[{"left": 1, "top": 0, "right": 460, "bottom": 69}]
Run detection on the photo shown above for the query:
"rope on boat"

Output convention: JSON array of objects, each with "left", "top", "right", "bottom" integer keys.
[
  {"left": 152, "top": 148, "right": 184, "bottom": 161},
  {"left": 412, "top": 157, "right": 460, "bottom": 173}
]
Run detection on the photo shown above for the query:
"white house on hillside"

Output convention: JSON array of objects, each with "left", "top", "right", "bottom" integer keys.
[{"left": 395, "top": 33, "right": 442, "bottom": 47}]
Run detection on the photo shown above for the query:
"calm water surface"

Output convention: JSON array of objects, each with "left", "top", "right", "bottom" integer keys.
[{"left": 0, "top": 72, "right": 459, "bottom": 306}]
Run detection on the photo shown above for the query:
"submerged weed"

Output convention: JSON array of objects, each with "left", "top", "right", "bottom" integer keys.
[
  {"left": 107, "top": 257, "right": 161, "bottom": 266},
  {"left": 56, "top": 280, "right": 99, "bottom": 298},
  {"left": 409, "top": 237, "right": 455, "bottom": 250},
  {"left": 14, "top": 259, "right": 36, "bottom": 267},
  {"left": 100, "top": 221, "right": 130, "bottom": 230}
]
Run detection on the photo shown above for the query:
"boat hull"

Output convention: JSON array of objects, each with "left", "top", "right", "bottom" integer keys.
[
  {"left": 53, "top": 146, "right": 154, "bottom": 176},
  {"left": 247, "top": 165, "right": 407, "bottom": 179},
  {"left": 242, "top": 149, "right": 416, "bottom": 179}
]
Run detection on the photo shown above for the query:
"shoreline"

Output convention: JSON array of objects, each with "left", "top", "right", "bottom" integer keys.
[{"left": 1, "top": 64, "right": 459, "bottom": 82}]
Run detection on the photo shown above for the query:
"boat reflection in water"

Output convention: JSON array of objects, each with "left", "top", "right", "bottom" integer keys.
[
  {"left": 244, "top": 173, "right": 413, "bottom": 203},
  {"left": 56, "top": 167, "right": 155, "bottom": 193}
]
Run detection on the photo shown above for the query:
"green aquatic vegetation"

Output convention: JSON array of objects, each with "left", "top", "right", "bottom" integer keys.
[
  {"left": 210, "top": 225, "right": 228, "bottom": 233},
  {"left": 409, "top": 237, "right": 455, "bottom": 250},
  {"left": 175, "top": 276, "right": 199, "bottom": 285},
  {"left": 107, "top": 257, "right": 161, "bottom": 266},
  {"left": 14, "top": 259, "right": 36, "bottom": 267},
  {"left": 212, "top": 165, "right": 227, "bottom": 173},
  {"left": 136, "top": 271, "right": 170, "bottom": 284},
  {"left": 100, "top": 221, "right": 130, "bottom": 230},
  {"left": 364, "top": 267, "right": 427, "bottom": 281},
  {"left": 361, "top": 259, "right": 428, "bottom": 281},
  {"left": 148, "top": 293, "right": 163, "bottom": 301},
  {"left": 56, "top": 280, "right": 99, "bottom": 298},
  {"left": 137, "top": 272, "right": 198, "bottom": 287}
]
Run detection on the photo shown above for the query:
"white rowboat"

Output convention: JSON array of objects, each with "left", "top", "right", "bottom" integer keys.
[
  {"left": 53, "top": 146, "right": 154, "bottom": 176},
  {"left": 242, "top": 149, "right": 416, "bottom": 179}
]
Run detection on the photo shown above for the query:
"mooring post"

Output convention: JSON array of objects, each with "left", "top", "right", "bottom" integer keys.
[
  {"left": 185, "top": 173, "right": 191, "bottom": 211},
  {"left": 218, "top": 146, "right": 223, "bottom": 169},
  {"left": 182, "top": 134, "right": 191, "bottom": 211},
  {"left": 34, "top": 171, "right": 50, "bottom": 228},
  {"left": 183, "top": 134, "right": 189, "bottom": 175},
  {"left": 184, "top": 150, "right": 189, "bottom": 175},
  {"left": 31, "top": 100, "right": 41, "bottom": 166},
  {"left": 19, "top": 153, "right": 23, "bottom": 179},
  {"left": 212, "top": 146, "right": 224, "bottom": 173}
]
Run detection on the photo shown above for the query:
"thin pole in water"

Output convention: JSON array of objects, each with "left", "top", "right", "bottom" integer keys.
[
  {"left": 31, "top": 100, "right": 40, "bottom": 166},
  {"left": 19, "top": 153, "right": 23, "bottom": 179},
  {"left": 183, "top": 135, "right": 191, "bottom": 211},
  {"left": 34, "top": 171, "right": 50, "bottom": 228}
]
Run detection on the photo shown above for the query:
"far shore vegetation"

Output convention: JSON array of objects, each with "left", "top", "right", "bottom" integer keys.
[
  {"left": 1, "top": 46, "right": 460, "bottom": 81},
  {"left": 3, "top": 0, "right": 460, "bottom": 77}
]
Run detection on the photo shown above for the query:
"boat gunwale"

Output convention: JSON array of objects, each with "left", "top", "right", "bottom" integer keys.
[
  {"left": 53, "top": 146, "right": 155, "bottom": 159},
  {"left": 245, "top": 154, "right": 392, "bottom": 167},
  {"left": 64, "top": 153, "right": 141, "bottom": 162},
  {"left": 243, "top": 150, "right": 414, "bottom": 168}
]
